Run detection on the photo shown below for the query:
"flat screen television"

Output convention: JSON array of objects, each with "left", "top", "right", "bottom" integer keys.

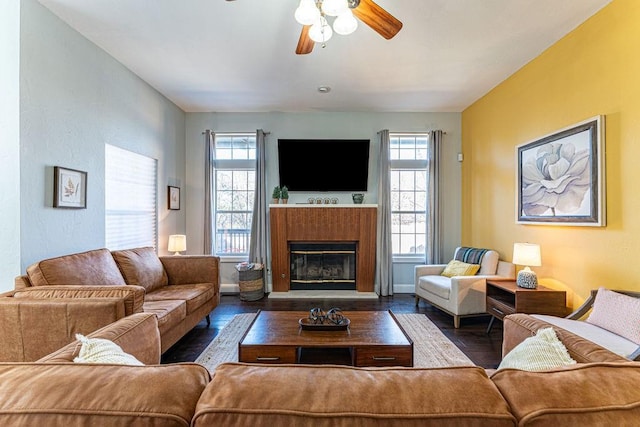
[{"left": 278, "top": 139, "right": 370, "bottom": 192}]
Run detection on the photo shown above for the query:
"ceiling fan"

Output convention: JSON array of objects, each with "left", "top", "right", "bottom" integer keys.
[
  {"left": 226, "top": 0, "right": 402, "bottom": 54},
  {"left": 294, "top": 0, "right": 403, "bottom": 55}
]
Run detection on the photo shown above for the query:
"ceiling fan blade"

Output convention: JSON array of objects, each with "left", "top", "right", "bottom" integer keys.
[
  {"left": 352, "top": 0, "right": 403, "bottom": 40},
  {"left": 295, "top": 25, "right": 315, "bottom": 55}
]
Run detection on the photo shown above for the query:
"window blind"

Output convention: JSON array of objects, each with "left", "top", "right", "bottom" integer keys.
[{"left": 105, "top": 144, "right": 157, "bottom": 251}]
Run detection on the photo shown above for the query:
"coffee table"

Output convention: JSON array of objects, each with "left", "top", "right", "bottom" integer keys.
[{"left": 238, "top": 310, "right": 413, "bottom": 367}]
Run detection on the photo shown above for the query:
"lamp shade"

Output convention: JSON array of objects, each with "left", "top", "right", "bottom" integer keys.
[
  {"left": 168, "top": 234, "right": 187, "bottom": 255},
  {"left": 512, "top": 243, "right": 541, "bottom": 267}
]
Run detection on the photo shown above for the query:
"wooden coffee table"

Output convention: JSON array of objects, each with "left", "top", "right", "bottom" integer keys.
[{"left": 238, "top": 310, "right": 413, "bottom": 367}]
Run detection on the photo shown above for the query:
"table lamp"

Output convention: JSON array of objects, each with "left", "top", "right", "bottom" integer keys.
[
  {"left": 168, "top": 234, "right": 187, "bottom": 256},
  {"left": 512, "top": 243, "right": 541, "bottom": 289}
]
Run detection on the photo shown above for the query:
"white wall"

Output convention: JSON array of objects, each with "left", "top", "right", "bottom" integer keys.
[
  {"left": 19, "top": 0, "right": 186, "bottom": 270},
  {"left": 0, "top": 0, "right": 21, "bottom": 292},
  {"left": 185, "top": 112, "right": 462, "bottom": 292}
]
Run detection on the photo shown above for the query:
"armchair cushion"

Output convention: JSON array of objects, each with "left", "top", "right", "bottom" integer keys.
[
  {"left": 441, "top": 260, "right": 480, "bottom": 278},
  {"left": 454, "top": 247, "right": 499, "bottom": 275},
  {"left": 586, "top": 287, "right": 640, "bottom": 345}
]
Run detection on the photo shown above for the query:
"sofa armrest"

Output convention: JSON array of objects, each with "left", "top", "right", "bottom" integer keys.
[
  {"left": 160, "top": 255, "right": 220, "bottom": 288},
  {"left": 0, "top": 363, "right": 210, "bottom": 426},
  {"left": 11, "top": 285, "right": 145, "bottom": 316},
  {"left": 502, "top": 313, "right": 627, "bottom": 363},
  {"left": 0, "top": 298, "right": 127, "bottom": 362},
  {"left": 495, "top": 260, "right": 516, "bottom": 279},
  {"left": 39, "top": 312, "right": 161, "bottom": 365},
  {"left": 414, "top": 264, "right": 447, "bottom": 281}
]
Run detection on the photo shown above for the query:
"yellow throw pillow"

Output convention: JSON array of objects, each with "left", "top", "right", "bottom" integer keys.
[{"left": 440, "top": 260, "right": 481, "bottom": 278}]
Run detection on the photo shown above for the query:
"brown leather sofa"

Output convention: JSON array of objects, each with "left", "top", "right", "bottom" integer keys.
[
  {"left": 0, "top": 311, "right": 639, "bottom": 426},
  {"left": 1, "top": 246, "right": 220, "bottom": 361}
]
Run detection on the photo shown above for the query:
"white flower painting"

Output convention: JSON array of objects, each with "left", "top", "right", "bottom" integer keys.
[{"left": 517, "top": 116, "right": 605, "bottom": 226}]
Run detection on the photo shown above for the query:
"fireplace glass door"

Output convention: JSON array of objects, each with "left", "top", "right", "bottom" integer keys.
[{"left": 289, "top": 243, "right": 356, "bottom": 290}]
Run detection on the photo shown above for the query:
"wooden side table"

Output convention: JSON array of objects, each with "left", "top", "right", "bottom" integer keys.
[{"left": 485, "top": 280, "right": 567, "bottom": 333}]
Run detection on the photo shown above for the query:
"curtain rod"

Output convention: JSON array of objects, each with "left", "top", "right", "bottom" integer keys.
[{"left": 202, "top": 130, "right": 271, "bottom": 135}]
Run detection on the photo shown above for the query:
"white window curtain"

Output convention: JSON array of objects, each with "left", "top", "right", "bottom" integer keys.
[
  {"left": 376, "top": 129, "right": 393, "bottom": 296},
  {"left": 105, "top": 144, "right": 157, "bottom": 251},
  {"left": 426, "top": 130, "right": 444, "bottom": 263}
]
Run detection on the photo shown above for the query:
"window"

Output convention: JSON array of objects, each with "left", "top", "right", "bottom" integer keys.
[
  {"left": 213, "top": 133, "right": 256, "bottom": 256},
  {"left": 105, "top": 144, "right": 158, "bottom": 250},
  {"left": 389, "top": 133, "right": 428, "bottom": 257}
]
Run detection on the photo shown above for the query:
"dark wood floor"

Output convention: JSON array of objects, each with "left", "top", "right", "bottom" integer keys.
[{"left": 161, "top": 293, "right": 506, "bottom": 369}]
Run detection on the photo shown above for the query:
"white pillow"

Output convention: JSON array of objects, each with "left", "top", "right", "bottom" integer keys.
[
  {"left": 586, "top": 287, "right": 640, "bottom": 345},
  {"left": 73, "top": 334, "right": 144, "bottom": 366},
  {"left": 498, "top": 327, "right": 577, "bottom": 371}
]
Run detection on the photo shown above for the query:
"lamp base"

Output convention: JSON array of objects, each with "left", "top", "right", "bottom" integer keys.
[{"left": 517, "top": 268, "right": 538, "bottom": 289}]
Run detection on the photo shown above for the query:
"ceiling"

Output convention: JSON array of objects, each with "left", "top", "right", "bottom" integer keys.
[{"left": 37, "top": 0, "right": 612, "bottom": 113}]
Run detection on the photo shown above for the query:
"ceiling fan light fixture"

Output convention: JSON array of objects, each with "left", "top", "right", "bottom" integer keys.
[
  {"left": 333, "top": 10, "right": 358, "bottom": 35},
  {"left": 295, "top": 0, "right": 320, "bottom": 25},
  {"left": 309, "top": 17, "right": 333, "bottom": 43},
  {"left": 321, "top": 0, "right": 349, "bottom": 17}
]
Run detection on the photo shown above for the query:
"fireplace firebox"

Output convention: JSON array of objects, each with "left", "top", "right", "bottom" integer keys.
[{"left": 289, "top": 243, "right": 356, "bottom": 290}]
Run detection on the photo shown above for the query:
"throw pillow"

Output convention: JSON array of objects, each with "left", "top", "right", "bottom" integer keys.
[
  {"left": 73, "top": 334, "right": 144, "bottom": 366},
  {"left": 497, "top": 327, "right": 577, "bottom": 371},
  {"left": 586, "top": 287, "right": 640, "bottom": 345},
  {"left": 441, "top": 260, "right": 481, "bottom": 278}
]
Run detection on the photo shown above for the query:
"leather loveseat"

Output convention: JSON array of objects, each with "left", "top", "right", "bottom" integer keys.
[
  {"left": 0, "top": 310, "right": 639, "bottom": 426},
  {"left": 0, "top": 246, "right": 220, "bottom": 361}
]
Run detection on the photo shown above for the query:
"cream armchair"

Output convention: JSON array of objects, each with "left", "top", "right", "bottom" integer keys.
[{"left": 415, "top": 247, "right": 515, "bottom": 328}]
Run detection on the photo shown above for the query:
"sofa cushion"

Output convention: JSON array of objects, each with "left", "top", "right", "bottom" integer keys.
[
  {"left": 142, "top": 300, "right": 186, "bottom": 335},
  {"left": 491, "top": 362, "right": 640, "bottom": 426},
  {"left": 586, "top": 287, "right": 640, "bottom": 345},
  {"left": 26, "top": 248, "right": 127, "bottom": 287},
  {"left": 532, "top": 314, "right": 640, "bottom": 359},
  {"left": 498, "top": 327, "right": 576, "bottom": 371},
  {"left": 145, "top": 284, "right": 215, "bottom": 315},
  {"left": 441, "top": 260, "right": 480, "bottom": 278},
  {"left": 193, "top": 363, "right": 516, "bottom": 427},
  {"left": 0, "top": 363, "right": 210, "bottom": 426},
  {"left": 73, "top": 333, "right": 144, "bottom": 366},
  {"left": 417, "top": 274, "right": 452, "bottom": 300},
  {"left": 112, "top": 247, "right": 168, "bottom": 293}
]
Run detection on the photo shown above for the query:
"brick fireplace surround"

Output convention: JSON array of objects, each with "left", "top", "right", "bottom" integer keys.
[{"left": 269, "top": 205, "right": 377, "bottom": 293}]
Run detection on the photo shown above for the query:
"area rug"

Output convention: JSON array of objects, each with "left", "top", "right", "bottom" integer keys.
[{"left": 194, "top": 312, "right": 474, "bottom": 372}]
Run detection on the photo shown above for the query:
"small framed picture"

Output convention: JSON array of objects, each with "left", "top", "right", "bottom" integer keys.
[
  {"left": 168, "top": 186, "right": 180, "bottom": 210},
  {"left": 54, "top": 166, "right": 87, "bottom": 209}
]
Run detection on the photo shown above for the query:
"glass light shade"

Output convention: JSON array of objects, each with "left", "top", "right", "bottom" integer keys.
[
  {"left": 333, "top": 10, "right": 358, "bottom": 35},
  {"left": 321, "top": 0, "right": 349, "bottom": 16},
  {"left": 512, "top": 243, "right": 541, "bottom": 267},
  {"left": 168, "top": 234, "right": 187, "bottom": 255},
  {"left": 309, "top": 17, "right": 333, "bottom": 43},
  {"left": 294, "top": 0, "right": 320, "bottom": 25}
]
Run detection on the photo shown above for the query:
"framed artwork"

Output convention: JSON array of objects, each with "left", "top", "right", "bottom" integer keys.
[
  {"left": 168, "top": 186, "right": 180, "bottom": 210},
  {"left": 53, "top": 166, "right": 87, "bottom": 209},
  {"left": 516, "top": 115, "right": 605, "bottom": 226}
]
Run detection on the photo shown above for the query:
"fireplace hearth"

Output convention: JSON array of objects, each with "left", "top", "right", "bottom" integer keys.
[{"left": 289, "top": 243, "right": 356, "bottom": 290}]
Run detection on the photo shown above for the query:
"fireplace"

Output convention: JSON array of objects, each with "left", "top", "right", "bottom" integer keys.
[{"left": 289, "top": 243, "right": 356, "bottom": 290}]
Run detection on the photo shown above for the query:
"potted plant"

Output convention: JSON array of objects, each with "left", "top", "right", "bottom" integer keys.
[
  {"left": 271, "top": 186, "right": 281, "bottom": 204},
  {"left": 280, "top": 186, "right": 289, "bottom": 204}
]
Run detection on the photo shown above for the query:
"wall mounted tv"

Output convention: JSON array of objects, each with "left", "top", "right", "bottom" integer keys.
[{"left": 278, "top": 139, "right": 370, "bottom": 192}]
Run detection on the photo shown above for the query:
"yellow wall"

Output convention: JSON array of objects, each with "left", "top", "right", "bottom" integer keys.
[{"left": 462, "top": 0, "right": 640, "bottom": 308}]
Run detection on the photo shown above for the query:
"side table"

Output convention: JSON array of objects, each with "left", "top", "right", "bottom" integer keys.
[{"left": 486, "top": 279, "right": 567, "bottom": 334}]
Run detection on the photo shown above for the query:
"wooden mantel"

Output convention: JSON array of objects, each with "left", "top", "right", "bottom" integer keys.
[{"left": 270, "top": 205, "right": 377, "bottom": 293}]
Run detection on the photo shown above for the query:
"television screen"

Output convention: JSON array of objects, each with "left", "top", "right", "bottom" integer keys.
[{"left": 278, "top": 139, "right": 370, "bottom": 192}]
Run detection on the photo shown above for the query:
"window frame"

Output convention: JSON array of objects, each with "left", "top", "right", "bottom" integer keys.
[
  {"left": 212, "top": 133, "right": 256, "bottom": 259},
  {"left": 389, "top": 133, "right": 429, "bottom": 262}
]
